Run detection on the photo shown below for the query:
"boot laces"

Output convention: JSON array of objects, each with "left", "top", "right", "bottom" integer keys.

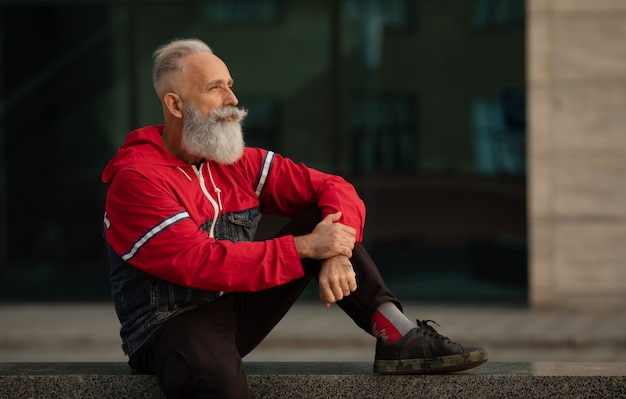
[{"left": 416, "top": 319, "right": 455, "bottom": 344}]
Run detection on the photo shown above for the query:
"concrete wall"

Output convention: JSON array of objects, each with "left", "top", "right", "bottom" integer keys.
[{"left": 528, "top": 0, "right": 626, "bottom": 310}]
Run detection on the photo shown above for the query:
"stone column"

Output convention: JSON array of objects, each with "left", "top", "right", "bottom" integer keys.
[{"left": 528, "top": 0, "right": 626, "bottom": 311}]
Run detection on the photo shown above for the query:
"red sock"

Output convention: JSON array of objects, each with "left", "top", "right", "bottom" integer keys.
[{"left": 372, "top": 309, "right": 403, "bottom": 343}]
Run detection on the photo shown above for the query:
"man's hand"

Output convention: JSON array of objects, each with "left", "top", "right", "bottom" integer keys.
[
  {"left": 293, "top": 211, "right": 356, "bottom": 260},
  {"left": 318, "top": 255, "right": 357, "bottom": 307}
]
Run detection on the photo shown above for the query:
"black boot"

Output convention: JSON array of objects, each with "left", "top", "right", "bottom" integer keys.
[{"left": 374, "top": 320, "right": 488, "bottom": 374}]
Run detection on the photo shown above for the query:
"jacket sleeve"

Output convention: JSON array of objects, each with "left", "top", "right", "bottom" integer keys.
[
  {"left": 104, "top": 166, "right": 304, "bottom": 292},
  {"left": 245, "top": 148, "right": 366, "bottom": 243}
]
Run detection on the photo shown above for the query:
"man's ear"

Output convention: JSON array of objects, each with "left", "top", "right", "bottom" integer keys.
[{"left": 163, "top": 93, "right": 183, "bottom": 118}]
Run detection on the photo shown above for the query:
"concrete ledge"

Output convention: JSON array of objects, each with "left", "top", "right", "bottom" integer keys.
[{"left": 1, "top": 362, "right": 625, "bottom": 398}]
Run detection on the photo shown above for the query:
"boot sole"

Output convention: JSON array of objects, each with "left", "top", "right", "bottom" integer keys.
[{"left": 373, "top": 347, "right": 488, "bottom": 375}]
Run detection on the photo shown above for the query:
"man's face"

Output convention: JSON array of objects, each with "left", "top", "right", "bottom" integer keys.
[
  {"left": 178, "top": 52, "right": 239, "bottom": 115},
  {"left": 176, "top": 51, "right": 247, "bottom": 164},
  {"left": 180, "top": 102, "right": 247, "bottom": 165}
]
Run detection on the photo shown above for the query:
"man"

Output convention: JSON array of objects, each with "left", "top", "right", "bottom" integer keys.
[{"left": 102, "top": 38, "right": 487, "bottom": 398}]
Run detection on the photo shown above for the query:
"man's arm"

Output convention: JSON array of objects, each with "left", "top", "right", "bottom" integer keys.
[
  {"left": 105, "top": 167, "right": 306, "bottom": 293},
  {"left": 292, "top": 211, "right": 358, "bottom": 308},
  {"left": 246, "top": 148, "right": 366, "bottom": 242},
  {"left": 245, "top": 149, "right": 363, "bottom": 306}
]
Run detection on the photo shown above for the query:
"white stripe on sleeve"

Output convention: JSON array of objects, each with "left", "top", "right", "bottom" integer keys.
[
  {"left": 255, "top": 151, "right": 275, "bottom": 198},
  {"left": 121, "top": 211, "right": 190, "bottom": 262}
]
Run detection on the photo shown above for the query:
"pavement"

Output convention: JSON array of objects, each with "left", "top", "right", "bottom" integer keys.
[{"left": 1, "top": 301, "right": 625, "bottom": 363}]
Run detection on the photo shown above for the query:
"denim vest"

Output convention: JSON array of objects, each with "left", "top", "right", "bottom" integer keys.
[{"left": 108, "top": 207, "right": 262, "bottom": 355}]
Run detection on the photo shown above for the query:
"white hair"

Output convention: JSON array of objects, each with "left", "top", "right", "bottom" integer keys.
[{"left": 152, "top": 38, "right": 212, "bottom": 95}]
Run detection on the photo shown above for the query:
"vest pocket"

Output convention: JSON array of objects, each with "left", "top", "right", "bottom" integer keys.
[
  {"left": 227, "top": 208, "right": 262, "bottom": 241},
  {"left": 207, "top": 206, "right": 261, "bottom": 242}
]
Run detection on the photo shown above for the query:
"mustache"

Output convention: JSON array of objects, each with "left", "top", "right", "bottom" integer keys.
[{"left": 209, "top": 106, "right": 248, "bottom": 123}]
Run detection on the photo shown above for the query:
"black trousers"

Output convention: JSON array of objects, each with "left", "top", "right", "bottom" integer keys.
[{"left": 129, "top": 208, "right": 399, "bottom": 398}]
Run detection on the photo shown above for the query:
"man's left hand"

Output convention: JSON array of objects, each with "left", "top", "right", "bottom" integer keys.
[{"left": 318, "top": 255, "right": 357, "bottom": 307}]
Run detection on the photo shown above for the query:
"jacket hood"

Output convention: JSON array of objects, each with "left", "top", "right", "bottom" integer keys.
[{"left": 102, "top": 125, "right": 188, "bottom": 183}]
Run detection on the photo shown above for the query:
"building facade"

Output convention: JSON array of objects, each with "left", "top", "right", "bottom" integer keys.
[{"left": 528, "top": 0, "right": 626, "bottom": 311}]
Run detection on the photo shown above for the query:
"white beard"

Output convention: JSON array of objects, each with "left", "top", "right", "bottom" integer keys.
[{"left": 181, "top": 104, "right": 247, "bottom": 164}]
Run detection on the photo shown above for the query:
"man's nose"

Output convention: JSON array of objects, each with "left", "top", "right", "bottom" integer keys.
[{"left": 224, "top": 87, "right": 238, "bottom": 106}]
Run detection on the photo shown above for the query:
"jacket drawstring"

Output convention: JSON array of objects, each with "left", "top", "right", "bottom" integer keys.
[
  {"left": 206, "top": 163, "right": 223, "bottom": 211},
  {"left": 190, "top": 163, "right": 220, "bottom": 238}
]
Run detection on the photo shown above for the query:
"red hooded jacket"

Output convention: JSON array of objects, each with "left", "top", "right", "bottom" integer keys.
[{"left": 102, "top": 125, "right": 366, "bottom": 293}]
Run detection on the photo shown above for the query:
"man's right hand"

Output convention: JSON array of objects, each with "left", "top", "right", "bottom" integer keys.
[{"left": 293, "top": 211, "right": 356, "bottom": 260}]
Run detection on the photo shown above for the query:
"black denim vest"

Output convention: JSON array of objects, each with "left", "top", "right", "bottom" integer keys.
[{"left": 108, "top": 207, "right": 261, "bottom": 355}]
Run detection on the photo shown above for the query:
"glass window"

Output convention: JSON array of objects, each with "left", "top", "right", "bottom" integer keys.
[
  {"left": 352, "top": 93, "right": 417, "bottom": 173},
  {"left": 0, "top": 0, "right": 526, "bottom": 301}
]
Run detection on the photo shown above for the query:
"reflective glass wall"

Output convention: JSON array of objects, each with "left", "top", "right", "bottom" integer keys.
[{"left": 0, "top": 0, "right": 526, "bottom": 301}]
